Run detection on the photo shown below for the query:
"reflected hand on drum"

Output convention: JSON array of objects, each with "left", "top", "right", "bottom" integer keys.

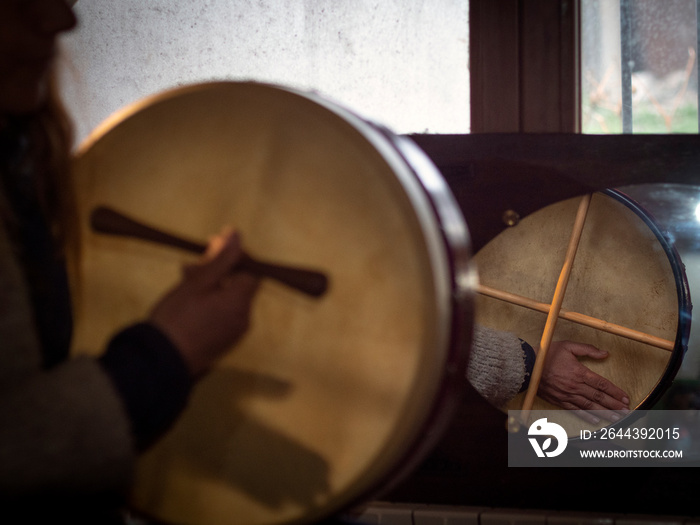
[
  {"left": 150, "top": 228, "right": 260, "bottom": 377},
  {"left": 536, "top": 340, "right": 630, "bottom": 424}
]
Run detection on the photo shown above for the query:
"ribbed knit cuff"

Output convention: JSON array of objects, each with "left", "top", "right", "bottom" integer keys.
[{"left": 518, "top": 339, "right": 537, "bottom": 393}]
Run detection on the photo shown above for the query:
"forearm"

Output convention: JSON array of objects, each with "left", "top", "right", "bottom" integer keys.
[
  {"left": 99, "top": 322, "right": 194, "bottom": 451},
  {"left": 0, "top": 323, "right": 193, "bottom": 494}
]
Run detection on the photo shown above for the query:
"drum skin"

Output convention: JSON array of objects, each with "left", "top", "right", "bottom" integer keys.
[
  {"left": 474, "top": 191, "right": 689, "bottom": 435},
  {"left": 70, "top": 82, "right": 473, "bottom": 524}
]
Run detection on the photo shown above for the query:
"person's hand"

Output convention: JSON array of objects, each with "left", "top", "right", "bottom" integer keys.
[
  {"left": 149, "top": 228, "right": 260, "bottom": 377},
  {"left": 536, "top": 341, "right": 630, "bottom": 424}
]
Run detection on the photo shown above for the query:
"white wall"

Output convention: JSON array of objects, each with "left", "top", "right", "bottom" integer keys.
[{"left": 58, "top": 0, "right": 470, "bottom": 146}]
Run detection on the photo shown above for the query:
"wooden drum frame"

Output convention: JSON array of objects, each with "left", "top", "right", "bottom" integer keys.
[
  {"left": 474, "top": 190, "right": 690, "bottom": 434},
  {"left": 70, "top": 82, "right": 474, "bottom": 525}
]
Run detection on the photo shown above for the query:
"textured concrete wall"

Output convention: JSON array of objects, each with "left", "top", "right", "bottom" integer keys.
[{"left": 58, "top": 0, "right": 469, "bottom": 146}]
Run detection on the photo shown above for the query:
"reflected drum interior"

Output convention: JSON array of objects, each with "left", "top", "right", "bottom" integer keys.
[{"left": 474, "top": 190, "right": 690, "bottom": 435}]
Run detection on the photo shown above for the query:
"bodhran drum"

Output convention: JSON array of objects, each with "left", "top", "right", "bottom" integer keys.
[
  {"left": 70, "top": 82, "right": 474, "bottom": 524},
  {"left": 473, "top": 190, "right": 690, "bottom": 435}
]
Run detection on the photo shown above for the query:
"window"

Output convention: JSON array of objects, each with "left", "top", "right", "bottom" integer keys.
[
  {"left": 58, "top": 1, "right": 470, "bottom": 145},
  {"left": 581, "top": 0, "right": 699, "bottom": 134}
]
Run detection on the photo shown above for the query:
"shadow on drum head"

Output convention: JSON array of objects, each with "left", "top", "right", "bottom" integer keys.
[{"left": 134, "top": 368, "right": 331, "bottom": 511}]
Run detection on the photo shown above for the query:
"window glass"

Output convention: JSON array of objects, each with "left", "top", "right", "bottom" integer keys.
[
  {"left": 581, "top": 0, "right": 698, "bottom": 134},
  {"left": 58, "top": 1, "right": 470, "bottom": 145}
]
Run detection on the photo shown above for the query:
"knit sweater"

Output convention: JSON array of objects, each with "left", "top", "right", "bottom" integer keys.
[
  {"left": 0, "top": 213, "right": 134, "bottom": 499},
  {"left": 468, "top": 325, "right": 536, "bottom": 407}
]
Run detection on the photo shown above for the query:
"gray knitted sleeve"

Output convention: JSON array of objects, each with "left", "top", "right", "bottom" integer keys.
[{"left": 467, "top": 325, "right": 528, "bottom": 408}]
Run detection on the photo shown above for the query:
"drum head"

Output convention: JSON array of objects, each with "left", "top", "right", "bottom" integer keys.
[
  {"left": 474, "top": 191, "right": 688, "bottom": 434},
  {"left": 71, "top": 82, "right": 470, "bottom": 524}
]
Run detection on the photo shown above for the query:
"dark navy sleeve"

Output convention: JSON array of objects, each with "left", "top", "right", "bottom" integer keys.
[
  {"left": 518, "top": 339, "right": 537, "bottom": 393},
  {"left": 99, "top": 323, "right": 194, "bottom": 451}
]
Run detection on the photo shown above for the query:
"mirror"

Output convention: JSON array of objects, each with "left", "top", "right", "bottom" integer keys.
[{"left": 469, "top": 184, "right": 697, "bottom": 435}]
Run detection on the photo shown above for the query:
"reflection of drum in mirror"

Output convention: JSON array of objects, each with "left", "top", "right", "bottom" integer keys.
[
  {"left": 473, "top": 191, "right": 689, "bottom": 434},
  {"left": 70, "top": 82, "right": 473, "bottom": 525}
]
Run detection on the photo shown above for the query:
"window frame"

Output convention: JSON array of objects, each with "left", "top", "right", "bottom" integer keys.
[{"left": 469, "top": 0, "right": 580, "bottom": 133}]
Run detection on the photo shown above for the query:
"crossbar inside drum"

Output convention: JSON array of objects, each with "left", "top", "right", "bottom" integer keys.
[
  {"left": 477, "top": 284, "right": 674, "bottom": 351},
  {"left": 523, "top": 193, "right": 592, "bottom": 413}
]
